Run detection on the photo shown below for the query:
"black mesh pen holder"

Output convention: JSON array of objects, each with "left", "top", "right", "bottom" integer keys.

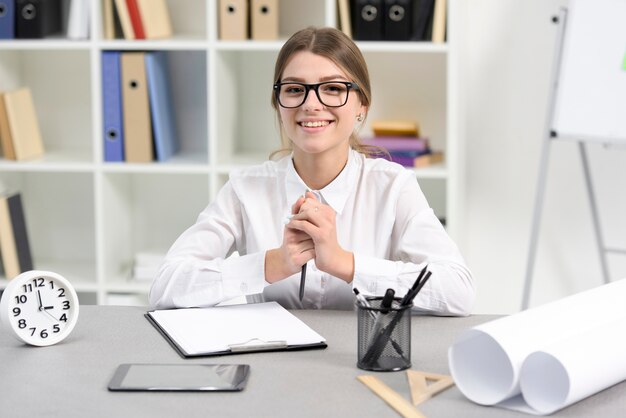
[{"left": 356, "top": 297, "right": 412, "bottom": 371}]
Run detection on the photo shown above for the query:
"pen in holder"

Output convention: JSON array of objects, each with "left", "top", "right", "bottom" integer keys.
[{"left": 356, "top": 297, "right": 412, "bottom": 372}]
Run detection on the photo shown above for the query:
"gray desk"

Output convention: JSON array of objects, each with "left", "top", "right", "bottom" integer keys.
[{"left": 1, "top": 306, "right": 624, "bottom": 417}]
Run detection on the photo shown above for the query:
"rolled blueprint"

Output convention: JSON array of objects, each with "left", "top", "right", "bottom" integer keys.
[{"left": 448, "top": 278, "right": 626, "bottom": 415}]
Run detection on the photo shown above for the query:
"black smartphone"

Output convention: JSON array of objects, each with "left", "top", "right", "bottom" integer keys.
[{"left": 108, "top": 363, "right": 250, "bottom": 392}]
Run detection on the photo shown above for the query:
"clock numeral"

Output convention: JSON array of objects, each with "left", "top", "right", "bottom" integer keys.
[
  {"left": 63, "top": 301, "right": 71, "bottom": 310},
  {"left": 12, "top": 307, "right": 21, "bottom": 317},
  {"left": 21, "top": 283, "right": 33, "bottom": 293},
  {"left": 14, "top": 295, "right": 27, "bottom": 304},
  {"left": 53, "top": 324, "right": 60, "bottom": 333},
  {"left": 58, "top": 288, "right": 65, "bottom": 298},
  {"left": 29, "top": 327, "right": 36, "bottom": 336},
  {"left": 40, "top": 329, "right": 48, "bottom": 339},
  {"left": 18, "top": 319, "right": 27, "bottom": 329},
  {"left": 48, "top": 280, "right": 55, "bottom": 289},
  {"left": 60, "top": 313, "right": 68, "bottom": 322},
  {"left": 32, "top": 277, "right": 45, "bottom": 287}
]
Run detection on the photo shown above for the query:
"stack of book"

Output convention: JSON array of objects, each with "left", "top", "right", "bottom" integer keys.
[
  {"left": 102, "top": 51, "right": 178, "bottom": 163},
  {"left": 104, "top": 0, "right": 172, "bottom": 40},
  {"left": 363, "top": 120, "right": 443, "bottom": 168},
  {"left": 0, "top": 192, "right": 33, "bottom": 280},
  {"left": 0, "top": 87, "right": 45, "bottom": 161}
]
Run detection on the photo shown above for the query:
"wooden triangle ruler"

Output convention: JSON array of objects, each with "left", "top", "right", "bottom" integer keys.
[
  {"left": 406, "top": 370, "right": 455, "bottom": 406},
  {"left": 357, "top": 375, "right": 426, "bottom": 418}
]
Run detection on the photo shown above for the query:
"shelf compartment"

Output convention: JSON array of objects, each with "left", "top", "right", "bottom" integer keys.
[
  {"left": 0, "top": 49, "right": 93, "bottom": 163},
  {"left": 0, "top": 171, "right": 96, "bottom": 282},
  {"left": 101, "top": 172, "right": 210, "bottom": 282}
]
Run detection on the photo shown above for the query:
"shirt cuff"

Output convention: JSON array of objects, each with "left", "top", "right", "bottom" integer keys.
[
  {"left": 221, "top": 252, "right": 267, "bottom": 298},
  {"left": 353, "top": 252, "right": 402, "bottom": 295}
]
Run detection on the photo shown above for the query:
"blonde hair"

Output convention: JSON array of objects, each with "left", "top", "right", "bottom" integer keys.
[{"left": 270, "top": 27, "right": 385, "bottom": 160}]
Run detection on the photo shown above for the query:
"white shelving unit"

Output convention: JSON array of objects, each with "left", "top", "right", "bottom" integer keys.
[{"left": 0, "top": 0, "right": 461, "bottom": 305}]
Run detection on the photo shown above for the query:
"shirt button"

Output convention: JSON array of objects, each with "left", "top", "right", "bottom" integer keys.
[{"left": 240, "top": 283, "right": 248, "bottom": 293}]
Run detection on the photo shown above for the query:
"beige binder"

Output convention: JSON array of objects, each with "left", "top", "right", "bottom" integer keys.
[
  {"left": 2, "top": 88, "right": 44, "bottom": 161},
  {"left": 137, "top": 0, "right": 173, "bottom": 39},
  {"left": 0, "top": 195, "right": 19, "bottom": 279},
  {"left": 250, "top": 0, "right": 278, "bottom": 40},
  {"left": 219, "top": 0, "right": 248, "bottom": 40},
  {"left": 0, "top": 93, "right": 16, "bottom": 160},
  {"left": 121, "top": 53, "right": 153, "bottom": 163}
]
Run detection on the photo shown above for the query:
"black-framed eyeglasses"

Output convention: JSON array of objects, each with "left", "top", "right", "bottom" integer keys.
[{"left": 273, "top": 81, "right": 360, "bottom": 108}]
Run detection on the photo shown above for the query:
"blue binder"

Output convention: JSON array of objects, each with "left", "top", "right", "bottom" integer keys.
[
  {"left": 102, "top": 51, "right": 125, "bottom": 162},
  {"left": 145, "top": 51, "right": 179, "bottom": 162},
  {"left": 0, "top": 0, "right": 15, "bottom": 39}
]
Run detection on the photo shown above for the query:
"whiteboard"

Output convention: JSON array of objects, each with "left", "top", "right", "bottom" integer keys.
[{"left": 552, "top": 0, "right": 626, "bottom": 143}]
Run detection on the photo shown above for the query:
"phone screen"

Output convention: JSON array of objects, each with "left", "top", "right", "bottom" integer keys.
[{"left": 108, "top": 364, "right": 250, "bottom": 391}]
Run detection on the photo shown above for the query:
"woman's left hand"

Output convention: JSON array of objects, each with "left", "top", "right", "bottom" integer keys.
[{"left": 285, "top": 191, "right": 354, "bottom": 282}]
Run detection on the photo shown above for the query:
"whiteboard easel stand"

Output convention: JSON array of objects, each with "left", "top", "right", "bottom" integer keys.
[{"left": 522, "top": 9, "right": 612, "bottom": 310}]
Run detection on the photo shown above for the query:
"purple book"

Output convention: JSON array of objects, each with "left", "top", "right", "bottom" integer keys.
[{"left": 361, "top": 136, "right": 430, "bottom": 152}]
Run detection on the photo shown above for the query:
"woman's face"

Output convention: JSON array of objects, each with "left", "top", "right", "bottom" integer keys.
[{"left": 277, "top": 51, "right": 366, "bottom": 157}]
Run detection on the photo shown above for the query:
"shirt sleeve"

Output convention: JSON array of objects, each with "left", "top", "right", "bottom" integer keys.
[
  {"left": 149, "top": 181, "right": 268, "bottom": 309},
  {"left": 352, "top": 171, "right": 476, "bottom": 316}
]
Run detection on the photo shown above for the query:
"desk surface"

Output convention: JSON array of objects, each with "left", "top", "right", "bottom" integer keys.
[{"left": 1, "top": 306, "right": 625, "bottom": 418}]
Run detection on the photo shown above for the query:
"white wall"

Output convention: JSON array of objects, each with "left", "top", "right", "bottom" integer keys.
[{"left": 461, "top": 0, "right": 626, "bottom": 313}]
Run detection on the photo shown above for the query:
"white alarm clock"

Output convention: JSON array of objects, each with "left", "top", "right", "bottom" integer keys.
[{"left": 0, "top": 270, "right": 79, "bottom": 346}]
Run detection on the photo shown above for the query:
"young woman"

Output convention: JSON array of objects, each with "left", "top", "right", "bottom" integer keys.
[{"left": 150, "top": 27, "right": 475, "bottom": 314}]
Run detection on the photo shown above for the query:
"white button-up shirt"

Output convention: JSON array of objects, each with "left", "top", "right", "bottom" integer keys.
[{"left": 150, "top": 149, "right": 475, "bottom": 315}]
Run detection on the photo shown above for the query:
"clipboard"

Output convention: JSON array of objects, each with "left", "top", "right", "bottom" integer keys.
[{"left": 146, "top": 302, "right": 327, "bottom": 358}]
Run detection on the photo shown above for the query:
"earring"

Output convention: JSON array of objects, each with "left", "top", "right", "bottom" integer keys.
[{"left": 356, "top": 113, "right": 364, "bottom": 122}]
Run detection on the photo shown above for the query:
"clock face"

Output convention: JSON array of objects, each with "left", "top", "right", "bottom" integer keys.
[{"left": 0, "top": 271, "right": 79, "bottom": 346}]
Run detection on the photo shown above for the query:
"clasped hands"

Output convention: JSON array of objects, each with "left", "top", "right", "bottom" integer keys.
[{"left": 265, "top": 191, "right": 354, "bottom": 284}]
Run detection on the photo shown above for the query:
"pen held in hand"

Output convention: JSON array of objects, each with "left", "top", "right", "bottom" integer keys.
[{"left": 299, "top": 263, "right": 307, "bottom": 301}]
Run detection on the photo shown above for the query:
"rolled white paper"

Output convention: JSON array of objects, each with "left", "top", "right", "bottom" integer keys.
[{"left": 448, "top": 278, "right": 626, "bottom": 415}]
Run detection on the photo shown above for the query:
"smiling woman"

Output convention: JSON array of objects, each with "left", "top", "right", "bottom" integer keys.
[{"left": 150, "top": 27, "right": 475, "bottom": 315}]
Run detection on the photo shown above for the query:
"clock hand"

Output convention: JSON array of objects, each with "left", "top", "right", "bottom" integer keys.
[
  {"left": 37, "top": 290, "right": 43, "bottom": 310},
  {"left": 44, "top": 306, "right": 54, "bottom": 310},
  {"left": 42, "top": 308, "right": 58, "bottom": 322}
]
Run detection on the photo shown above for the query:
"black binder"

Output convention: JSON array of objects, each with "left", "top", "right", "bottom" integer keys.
[
  {"left": 411, "top": 0, "right": 435, "bottom": 41},
  {"left": 15, "top": 0, "right": 62, "bottom": 39},
  {"left": 384, "top": 0, "right": 412, "bottom": 41},
  {"left": 352, "top": 0, "right": 383, "bottom": 41}
]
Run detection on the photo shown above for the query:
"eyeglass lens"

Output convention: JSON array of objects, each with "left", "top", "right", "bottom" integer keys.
[{"left": 277, "top": 82, "right": 352, "bottom": 108}]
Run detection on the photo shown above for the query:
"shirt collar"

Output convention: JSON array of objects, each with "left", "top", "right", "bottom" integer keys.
[{"left": 284, "top": 148, "right": 360, "bottom": 215}]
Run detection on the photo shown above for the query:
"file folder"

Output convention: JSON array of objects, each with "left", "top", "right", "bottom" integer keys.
[
  {"left": 15, "top": 0, "right": 62, "bottom": 39},
  {"left": 1, "top": 88, "right": 44, "bottom": 161},
  {"left": 0, "top": 0, "right": 15, "bottom": 39},
  {"left": 66, "top": 0, "right": 90, "bottom": 40},
  {"left": 125, "top": 0, "right": 145, "bottom": 39},
  {"left": 411, "top": 0, "right": 434, "bottom": 41},
  {"left": 352, "top": 0, "right": 383, "bottom": 41},
  {"left": 0, "top": 193, "right": 33, "bottom": 280},
  {"left": 383, "top": 0, "right": 412, "bottom": 40},
  {"left": 137, "top": 0, "right": 172, "bottom": 39},
  {"left": 250, "top": 0, "right": 278, "bottom": 40},
  {"left": 102, "top": 51, "right": 125, "bottom": 162},
  {"left": 121, "top": 52, "right": 153, "bottom": 163},
  {"left": 113, "top": 0, "right": 134, "bottom": 39},
  {"left": 218, "top": 0, "right": 248, "bottom": 40},
  {"left": 145, "top": 51, "right": 179, "bottom": 162},
  {"left": 146, "top": 302, "right": 327, "bottom": 358},
  {"left": 430, "top": 0, "right": 446, "bottom": 43},
  {"left": 0, "top": 92, "right": 16, "bottom": 159}
]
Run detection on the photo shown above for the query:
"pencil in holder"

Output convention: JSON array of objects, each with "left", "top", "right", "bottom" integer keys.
[{"left": 356, "top": 297, "right": 412, "bottom": 371}]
